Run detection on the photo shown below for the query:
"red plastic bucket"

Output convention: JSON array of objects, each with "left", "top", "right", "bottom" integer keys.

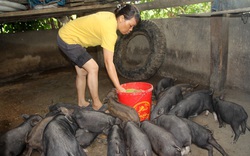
[{"left": 117, "top": 82, "right": 153, "bottom": 121}]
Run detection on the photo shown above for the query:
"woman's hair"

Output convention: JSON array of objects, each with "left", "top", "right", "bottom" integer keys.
[{"left": 114, "top": 4, "right": 141, "bottom": 24}]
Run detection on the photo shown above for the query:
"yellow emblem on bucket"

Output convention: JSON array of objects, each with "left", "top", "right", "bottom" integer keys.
[{"left": 133, "top": 101, "right": 150, "bottom": 121}]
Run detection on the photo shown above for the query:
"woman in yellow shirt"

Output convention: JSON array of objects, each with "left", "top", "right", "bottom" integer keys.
[{"left": 57, "top": 4, "right": 141, "bottom": 111}]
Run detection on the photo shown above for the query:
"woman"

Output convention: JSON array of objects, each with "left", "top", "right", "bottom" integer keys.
[{"left": 57, "top": 4, "right": 141, "bottom": 111}]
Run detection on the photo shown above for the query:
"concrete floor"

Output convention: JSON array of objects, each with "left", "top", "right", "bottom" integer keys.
[{"left": 0, "top": 67, "right": 249, "bottom": 156}]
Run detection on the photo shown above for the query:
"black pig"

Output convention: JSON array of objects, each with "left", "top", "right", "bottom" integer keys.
[
  {"left": 75, "top": 128, "right": 99, "bottom": 148},
  {"left": 122, "top": 121, "right": 152, "bottom": 156},
  {"left": 169, "top": 89, "right": 216, "bottom": 119},
  {"left": 153, "top": 77, "right": 175, "bottom": 100},
  {"left": 155, "top": 114, "right": 192, "bottom": 155},
  {"left": 73, "top": 109, "right": 116, "bottom": 135},
  {"left": 213, "top": 97, "right": 250, "bottom": 143},
  {"left": 150, "top": 85, "right": 183, "bottom": 120},
  {"left": 42, "top": 107, "right": 86, "bottom": 156},
  {"left": 46, "top": 102, "right": 83, "bottom": 117},
  {"left": 23, "top": 106, "right": 70, "bottom": 156},
  {"left": 182, "top": 118, "right": 229, "bottom": 156},
  {"left": 141, "top": 120, "right": 182, "bottom": 156},
  {"left": 0, "top": 114, "right": 42, "bottom": 156},
  {"left": 107, "top": 124, "right": 126, "bottom": 156}
]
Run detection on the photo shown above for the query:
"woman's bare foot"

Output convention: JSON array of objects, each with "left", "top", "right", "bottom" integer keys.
[
  {"left": 92, "top": 101, "right": 103, "bottom": 110},
  {"left": 78, "top": 99, "right": 92, "bottom": 108}
]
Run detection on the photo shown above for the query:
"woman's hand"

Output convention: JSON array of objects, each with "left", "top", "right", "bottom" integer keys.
[{"left": 117, "top": 86, "right": 126, "bottom": 92}]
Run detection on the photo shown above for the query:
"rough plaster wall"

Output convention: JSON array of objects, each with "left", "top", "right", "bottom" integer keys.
[
  {"left": 226, "top": 17, "right": 250, "bottom": 92},
  {"left": 153, "top": 16, "right": 250, "bottom": 93},
  {"left": 153, "top": 18, "right": 211, "bottom": 86},
  {"left": 0, "top": 30, "right": 70, "bottom": 81}
]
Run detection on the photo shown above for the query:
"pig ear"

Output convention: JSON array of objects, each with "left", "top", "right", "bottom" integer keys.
[
  {"left": 158, "top": 108, "right": 164, "bottom": 115},
  {"left": 60, "top": 107, "right": 69, "bottom": 114},
  {"left": 103, "top": 127, "right": 111, "bottom": 135},
  {"left": 173, "top": 144, "right": 182, "bottom": 152},
  {"left": 119, "top": 120, "right": 127, "bottom": 129},
  {"left": 30, "top": 118, "right": 41, "bottom": 127},
  {"left": 21, "top": 114, "right": 30, "bottom": 120},
  {"left": 61, "top": 107, "right": 74, "bottom": 118},
  {"left": 68, "top": 108, "right": 75, "bottom": 115},
  {"left": 209, "top": 88, "right": 214, "bottom": 95},
  {"left": 115, "top": 117, "right": 122, "bottom": 125}
]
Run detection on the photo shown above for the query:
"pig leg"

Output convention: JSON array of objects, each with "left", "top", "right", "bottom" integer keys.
[
  {"left": 202, "top": 144, "right": 214, "bottom": 156},
  {"left": 22, "top": 146, "right": 33, "bottom": 156},
  {"left": 240, "top": 120, "right": 247, "bottom": 134},
  {"left": 208, "top": 138, "right": 229, "bottom": 156},
  {"left": 181, "top": 146, "right": 191, "bottom": 155},
  {"left": 231, "top": 122, "right": 241, "bottom": 144},
  {"left": 213, "top": 112, "right": 218, "bottom": 121},
  {"left": 217, "top": 114, "right": 225, "bottom": 128}
]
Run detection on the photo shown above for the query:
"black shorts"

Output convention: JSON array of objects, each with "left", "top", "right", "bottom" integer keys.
[{"left": 57, "top": 35, "right": 92, "bottom": 67}]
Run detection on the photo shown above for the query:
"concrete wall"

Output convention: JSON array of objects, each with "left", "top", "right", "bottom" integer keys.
[
  {"left": 226, "top": 17, "right": 250, "bottom": 92},
  {"left": 153, "top": 16, "right": 250, "bottom": 93},
  {"left": 0, "top": 30, "right": 69, "bottom": 82},
  {"left": 153, "top": 17, "right": 211, "bottom": 86},
  {"left": 0, "top": 16, "right": 250, "bottom": 93},
  {"left": 0, "top": 30, "right": 97, "bottom": 82}
]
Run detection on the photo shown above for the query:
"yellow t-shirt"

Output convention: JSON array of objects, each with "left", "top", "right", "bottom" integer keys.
[{"left": 58, "top": 12, "right": 117, "bottom": 52}]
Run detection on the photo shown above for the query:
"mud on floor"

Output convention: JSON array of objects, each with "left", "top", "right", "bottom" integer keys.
[{"left": 0, "top": 67, "right": 250, "bottom": 156}]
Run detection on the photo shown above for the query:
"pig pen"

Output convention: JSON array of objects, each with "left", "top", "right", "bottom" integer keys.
[{"left": 0, "top": 66, "right": 249, "bottom": 156}]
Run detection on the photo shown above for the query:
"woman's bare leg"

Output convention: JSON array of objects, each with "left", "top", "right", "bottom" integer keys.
[
  {"left": 76, "top": 59, "right": 103, "bottom": 110},
  {"left": 75, "top": 65, "right": 89, "bottom": 107}
]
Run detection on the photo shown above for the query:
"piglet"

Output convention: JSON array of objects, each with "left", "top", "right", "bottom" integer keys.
[
  {"left": 75, "top": 128, "right": 99, "bottom": 148},
  {"left": 106, "top": 97, "right": 140, "bottom": 124},
  {"left": 153, "top": 77, "right": 175, "bottom": 100},
  {"left": 107, "top": 124, "right": 126, "bottom": 156},
  {"left": 155, "top": 114, "right": 192, "bottom": 155},
  {"left": 169, "top": 89, "right": 216, "bottom": 119},
  {"left": 23, "top": 106, "right": 69, "bottom": 156},
  {"left": 0, "top": 114, "right": 42, "bottom": 156},
  {"left": 22, "top": 115, "right": 54, "bottom": 156},
  {"left": 73, "top": 109, "right": 116, "bottom": 135},
  {"left": 45, "top": 102, "right": 83, "bottom": 117},
  {"left": 141, "top": 120, "right": 182, "bottom": 156},
  {"left": 122, "top": 121, "right": 152, "bottom": 156},
  {"left": 182, "top": 118, "right": 229, "bottom": 156},
  {"left": 150, "top": 84, "right": 184, "bottom": 120},
  {"left": 103, "top": 88, "right": 140, "bottom": 124},
  {"left": 42, "top": 107, "right": 86, "bottom": 156},
  {"left": 213, "top": 96, "right": 250, "bottom": 143}
]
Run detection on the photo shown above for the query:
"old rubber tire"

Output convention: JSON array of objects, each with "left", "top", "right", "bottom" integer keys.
[{"left": 114, "top": 20, "right": 166, "bottom": 80}]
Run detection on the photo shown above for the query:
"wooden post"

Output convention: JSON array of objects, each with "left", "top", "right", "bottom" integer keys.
[{"left": 209, "top": 15, "right": 229, "bottom": 91}]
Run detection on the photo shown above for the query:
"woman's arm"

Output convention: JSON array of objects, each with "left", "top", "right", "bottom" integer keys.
[{"left": 103, "top": 48, "right": 126, "bottom": 92}]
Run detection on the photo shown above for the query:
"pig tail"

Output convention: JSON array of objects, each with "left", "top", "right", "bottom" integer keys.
[{"left": 114, "top": 3, "right": 141, "bottom": 24}]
